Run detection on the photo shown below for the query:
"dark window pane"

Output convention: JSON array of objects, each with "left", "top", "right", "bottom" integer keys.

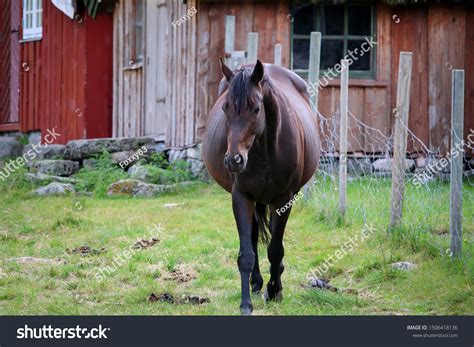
[
  {"left": 293, "top": 39, "right": 310, "bottom": 70},
  {"left": 321, "top": 5, "right": 344, "bottom": 35},
  {"left": 293, "top": 3, "right": 315, "bottom": 35},
  {"left": 321, "top": 39, "right": 343, "bottom": 70},
  {"left": 347, "top": 40, "right": 371, "bottom": 71},
  {"left": 348, "top": 5, "right": 371, "bottom": 36}
]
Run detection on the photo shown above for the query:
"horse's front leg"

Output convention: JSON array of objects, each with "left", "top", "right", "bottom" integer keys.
[
  {"left": 232, "top": 188, "right": 255, "bottom": 315},
  {"left": 265, "top": 196, "right": 292, "bottom": 302}
]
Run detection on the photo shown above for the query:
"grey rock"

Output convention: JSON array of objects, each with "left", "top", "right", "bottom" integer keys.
[
  {"left": 169, "top": 149, "right": 187, "bottom": 162},
  {"left": 186, "top": 143, "right": 202, "bottom": 160},
  {"left": 64, "top": 137, "right": 155, "bottom": 160},
  {"left": 186, "top": 158, "right": 205, "bottom": 178},
  {"left": 107, "top": 179, "right": 197, "bottom": 198},
  {"left": 391, "top": 261, "right": 416, "bottom": 271},
  {"left": 128, "top": 165, "right": 154, "bottom": 182},
  {"left": 0, "top": 137, "right": 23, "bottom": 159},
  {"left": 29, "top": 160, "right": 79, "bottom": 177},
  {"left": 25, "top": 172, "right": 80, "bottom": 184},
  {"left": 82, "top": 159, "right": 97, "bottom": 170},
  {"left": 111, "top": 150, "right": 135, "bottom": 165},
  {"left": 22, "top": 144, "right": 66, "bottom": 160},
  {"left": 347, "top": 158, "right": 372, "bottom": 176},
  {"left": 372, "top": 158, "right": 415, "bottom": 172},
  {"left": 416, "top": 157, "right": 427, "bottom": 169},
  {"left": 31, "top": 182, "right": 75, "bottom": 196},
  {"left": 146, "top": 142, "right": 167, "bottom": 155},
  {"left": 28, "top": 131, "right": 42, "bottom": 145}
]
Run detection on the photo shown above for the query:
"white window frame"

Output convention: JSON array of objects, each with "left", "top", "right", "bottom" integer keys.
[{"left": 22, "top": 0, "right": 43, "bottom": 41}]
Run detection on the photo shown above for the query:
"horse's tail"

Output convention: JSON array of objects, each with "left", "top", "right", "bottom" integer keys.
[{"left": 255, "top": 202, "right": 271, "bottom": 245}]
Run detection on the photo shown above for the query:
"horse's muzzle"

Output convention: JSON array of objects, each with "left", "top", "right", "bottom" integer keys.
[{"left": 224, "top": 153, "right": 246, "bottom": 173}]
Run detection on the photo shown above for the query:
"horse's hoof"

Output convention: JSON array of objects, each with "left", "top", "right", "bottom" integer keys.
[
  {"left": 264, "top": 288, "right": 283, "bottom": 302},
  {"left": 240, "top": 306, "right": 253, "bottom": 315}
]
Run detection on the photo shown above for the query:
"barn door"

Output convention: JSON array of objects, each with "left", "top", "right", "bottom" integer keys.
[
  {"left": 143, "top": 0, "right": 168, "bottom": 140},
  {"left": 0, "top": 0, "right": 20, "bottom": 130}
]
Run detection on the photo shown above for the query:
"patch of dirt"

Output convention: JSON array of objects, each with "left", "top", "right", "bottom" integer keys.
[
  {"left": 132, "top": 237, "right": 160, "bottom": 250},
  {"left": 302, "top": 277, "right": 338, "bottom": 292},
  {"left": 182, "top": 295, "right": 210, "bottom": 305},
  {"left": 162, "top": 264, "right": 197, "bottom": 283},
  {"left": 66, "top": 245, "right": 105, "bottom": 256},
  {"left": 148, "top": 293, "right": 175, "bottom": 304},
  {"left": 148, "top": 292, "right": 210, "bottom": 305}
]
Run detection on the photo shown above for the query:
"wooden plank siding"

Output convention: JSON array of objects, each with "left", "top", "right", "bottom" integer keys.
[
  {"left": 113, "top": 0, "right": 197, "bottom": 148},
  {"left": 18, "top": 1, "right": 112, "bottom": 144},
  {"left": 428, "top": 4, "right": 466, "bottom": 154},
  {"left": 0, "top": 0, "right": 21, "bottom": 128}
]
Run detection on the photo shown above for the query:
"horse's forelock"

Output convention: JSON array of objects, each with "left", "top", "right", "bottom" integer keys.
[{"left": 227, "top": 68, "right": 259, "bottom": 115}]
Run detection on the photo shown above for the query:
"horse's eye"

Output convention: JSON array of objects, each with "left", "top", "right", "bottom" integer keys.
[{"left": 254, "top": 106, "right": 261, "bottom": 114}]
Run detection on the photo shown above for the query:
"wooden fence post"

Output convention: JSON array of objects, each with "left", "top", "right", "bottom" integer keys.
[
  {"left": 339, "top": 59, "right": 349, "bottom": 215},
  {"left": 303, "top": 32, "right": 321, "bottom": 201},
  {"left": 308, "top": 32, "right": 321, "bottom": 112},
  {"left": 224, "top": 15, "right": 235, "bottom": 66},
  {"left": 274, "top": 44, "right": 282, "bottom": 66},
  {"left": 450, "top": 69, "right": 465, "bottom": 257},
  {"left": 247, "top": 32, "right": 259, "bottom": 65},
  {"left": 390, "top": 52, "right": 413, "bottom": 228}
]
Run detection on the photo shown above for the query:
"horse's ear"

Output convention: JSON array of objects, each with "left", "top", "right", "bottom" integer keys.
[
  {"left": 219, "top": 57, "right": 234, "bottom": 81},
  {"left": 251, "top": 60, "right": 264, "bottom": 85}
]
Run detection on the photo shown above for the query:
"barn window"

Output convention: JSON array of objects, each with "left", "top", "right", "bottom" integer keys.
[
  {"left": 291, "top": 2, "right": 376, "bottom": 79},
  {"left": 124, "top": 0, "right": 145, "bottom": 68},
  {"left": 22, "top": 0, "right": 43, "bottom": 41}
]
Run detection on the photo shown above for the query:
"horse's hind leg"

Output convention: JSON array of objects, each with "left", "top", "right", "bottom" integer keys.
[
  {"left": 265, "top": 204, "right": 291, "bottom": 302},
  {"left": 250, "top": 216, "right": 263, "bottom": 293}
]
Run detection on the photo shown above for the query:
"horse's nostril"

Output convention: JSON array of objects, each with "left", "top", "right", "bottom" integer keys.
[{"left": 234, "top": 154, "right": 242, "bottom": 164}]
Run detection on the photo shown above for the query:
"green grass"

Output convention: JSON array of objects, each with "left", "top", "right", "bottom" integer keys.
[{"left": 0, "top": 177, "right": 472, "bottom": 315}]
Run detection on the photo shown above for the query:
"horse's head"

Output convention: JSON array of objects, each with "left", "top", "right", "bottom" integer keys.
[{"left": 220, "top": 58, "right": 265, "bottom": 173}]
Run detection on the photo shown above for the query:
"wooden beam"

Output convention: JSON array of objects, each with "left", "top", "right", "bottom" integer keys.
[
  {"left": 450, "top": 69, "right": 465, "bottom": 257},
  {"left": 308, "top": 32, "right": 321, "bottom": 112},
  {"left": 339, "top": 59, "right": 349, "bottom": 215},
  {"left": 274, "top": 43, "right": 282, "bottom": 66},
  {"left": 246, "top": 32, "right": 258, "bottom": 65},
  {"left": 390, "top": 52, "right": 413, "bottom": 228}
]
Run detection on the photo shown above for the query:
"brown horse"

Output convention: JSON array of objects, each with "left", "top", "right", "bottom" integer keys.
[{"left": 202, "top": 59, "right": 320, "bottom": 315}]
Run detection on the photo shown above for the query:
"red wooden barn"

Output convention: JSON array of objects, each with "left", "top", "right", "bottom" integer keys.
[{"left": 0, "top": 0, "right": 114, "bottom": 144}]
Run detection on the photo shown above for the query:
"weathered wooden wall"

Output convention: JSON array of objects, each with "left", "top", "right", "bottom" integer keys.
[
  {"left": 19, "top": 1, "right": 113, "bottom": 143},
  {"left": 0, "top": 0, "right": 20, "bottom": 130},
  {"left": 113, "top": 0, "right": 197, "bottom": 148}
]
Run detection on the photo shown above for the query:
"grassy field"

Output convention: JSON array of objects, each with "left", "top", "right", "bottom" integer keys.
[{"left": 0, "top": 172, "right": 473, "bottom": 315}]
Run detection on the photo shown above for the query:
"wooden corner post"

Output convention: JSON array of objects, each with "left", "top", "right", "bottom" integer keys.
[
  {"left": 450, "top": 69, "right": 465, "bottom": 257},
  {"left": 390, "top": 52, "right": 413, "bottom": 228}
]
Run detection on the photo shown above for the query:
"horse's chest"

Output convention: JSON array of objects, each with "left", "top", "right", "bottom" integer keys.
[{"left": 235, "top": 171, "right": 284, "bottom": 203}]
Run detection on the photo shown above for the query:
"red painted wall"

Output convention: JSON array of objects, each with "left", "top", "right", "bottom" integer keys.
[{"left": 19, "top": 1, "right": 113, "bottom": 144}]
